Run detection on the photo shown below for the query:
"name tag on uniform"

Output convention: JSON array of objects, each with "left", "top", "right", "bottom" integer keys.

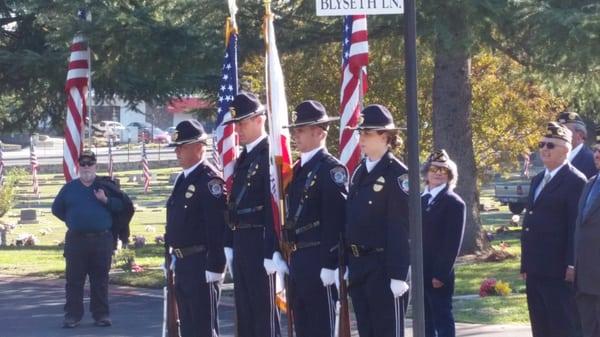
[
  {"left": 373, "top": 176, "right": 385, "bottom": 192},
  {"left": 185, "top": 184, "right": 196, "bottom": 198}
]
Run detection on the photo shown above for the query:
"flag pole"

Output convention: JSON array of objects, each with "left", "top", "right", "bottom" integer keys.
[
  {"left": 263, "top": 1, "right": 294, "bottom": 335},
  {"left": 84, "top": 9, "right": 93, "bottom": 149},
  {"left": 404, "top": 0, "right": 425, "bottom": 335}
]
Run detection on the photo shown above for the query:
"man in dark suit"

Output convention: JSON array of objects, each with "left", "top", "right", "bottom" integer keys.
[
  {"left": 420, "top": 150, "right": 466, "bottom": 337},
  {"left": 282, "top": 100, "right": 347, "bottom": 337},
  {"left": 222, "top": 92, "right": 283, "bottom": 337},
  {"left": 558, "top": 111, "right": 596, "bottom": 178},
  {"left": 521, "top": 122, "right": 587, "bottom": 337},
  {"left": 165, "top": 119, "right": 227, "bottom": 337},
  {"left": 574, "top": 126, "right": 600, "bottom": 337}
]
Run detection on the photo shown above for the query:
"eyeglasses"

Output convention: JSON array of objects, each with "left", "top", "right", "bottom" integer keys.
[
  {"left": 78, "top": 161, "right": 95, "bottom": 167},
  {"left": 538, "top": 141, "right": 556, "bottom": 150},
  {"left": 428, "top": 166, "right": 449, "bottom": 174}
]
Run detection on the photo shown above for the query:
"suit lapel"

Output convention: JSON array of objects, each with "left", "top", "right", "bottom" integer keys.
[
  {"left": 529, "top": 173, "right": 543, "bottom": 207},
  {"left": 429, "top": 186, "right": 449, "bottom": 208},
  {"left": 535, "top": 165, "right": 569, "bottom": 205},
  {"left": 583, "top": 176, "right": 600, "bottom": 221}
]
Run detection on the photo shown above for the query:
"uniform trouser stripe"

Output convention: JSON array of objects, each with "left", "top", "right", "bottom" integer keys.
[
  {"left": 326, "top": 285, "right": 335, "bottom": 337},
  {"left": 162, "top": 287, "right": 167, "bottom": 337},
  {"left": 208, "top": 282, "right": 218, "bottom": 337},
  {"left": 394, "top": 296, "right": 400, "bottom": 337},
  {"left": 268, "top": 273, "right": 276, "bottom": 337}
]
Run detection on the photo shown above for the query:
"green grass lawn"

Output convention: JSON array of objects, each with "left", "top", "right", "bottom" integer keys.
[
  {"left": 1, "top": 173, "right": 530, "bottom": 324},
  {"left": 0, "top": 169, "right": 173, "bottom": 279},
  {"left": 453, "top": 294, "right": 530, "bottom": 324}
]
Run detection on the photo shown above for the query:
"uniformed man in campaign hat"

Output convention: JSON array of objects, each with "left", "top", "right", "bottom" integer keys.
[
  {"left": 222, "top": 92, "right": 284, "bottom": 337},
  {"left": 557, "top": 111, "right": 596, "bottom": 178},
  {"left": 165, "top": 119, "right": 227, "bottom": 337},
  {"left": 345, "top": 104, "right": 410, "bottom": 337},
  {"left": 282, "top": 100, "right": 347, "bottom": 337},
  {"left": 521, "top": 122, "right": 586, "bottom": 337}
]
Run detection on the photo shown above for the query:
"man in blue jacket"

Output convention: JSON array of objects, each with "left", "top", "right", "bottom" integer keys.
[
  {"left": 52, "top": 150, "right": 123, "bottom": 328},
  {"left": 558, "top": 111, "right": 596, "bottom": 178}
]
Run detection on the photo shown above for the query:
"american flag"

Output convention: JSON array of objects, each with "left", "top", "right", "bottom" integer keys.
[
  {"left": 264, "top": 5, "right": 293, "bottom": 241},
  {"left": 141, "top": 141, "right": 151, "bottom": 193},
  {"left": 339, "top": 15, "right": 369, "bottom": 174},
  {"left": 108, "top": 137, "right": 114, "bottom": 179},
  {"left": 30, "top": 136, "right": 39, "bottom": 197},
  {"left": 63, "top": 9, "right": 90, "bottom": 182},
  {"left": 214, "top": 16, "right": 239, "bottom": 192}
]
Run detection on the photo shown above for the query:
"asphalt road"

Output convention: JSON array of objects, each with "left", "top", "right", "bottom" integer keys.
[{"left": 0, "top": 275, "right": 532, "bottom": 337}]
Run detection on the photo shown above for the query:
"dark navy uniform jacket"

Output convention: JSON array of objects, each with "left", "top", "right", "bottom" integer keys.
[
  {"left": 224, "top": 137, "right": 277, "bottom": 259},
  {"left": 422, "top": 186, "right": 465, "bottom": 284},
  {"left": 285, "top": 149, "right": 347, "bottom": 269},
  {"left": 346, "top": 151, "right": 410, "bottom": 280},
  {"left": 521, "top": 163, "right": 586, "bottom": 278},
  {"left": 571, "top": 145, "right": 596, "bottom": 179},
  {"left": 165, "top": 161, "right": 227, "bottom": 274}
]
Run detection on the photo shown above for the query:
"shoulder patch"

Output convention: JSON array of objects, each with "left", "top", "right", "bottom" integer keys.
[
  {"left": 398, "top": 174, "right": 409, "bottom": 193},
  {"left": 207, "top": 178, "right": 224, "bottom": 198},
  {"left": 330, "top": 166, "right": 348, "bottom": 186}
]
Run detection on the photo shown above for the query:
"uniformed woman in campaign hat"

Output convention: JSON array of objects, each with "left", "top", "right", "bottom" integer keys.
[
  {"left": 420, "top": 149, "right": 465, "bottom": 337},
  {"left": 345, "top": 104, "right": 410, "bottom": 337}
]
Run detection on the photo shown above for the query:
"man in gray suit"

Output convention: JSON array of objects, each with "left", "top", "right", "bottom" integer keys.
[{"left": 575, "top": 126, "right": 600, "bottom": 337}]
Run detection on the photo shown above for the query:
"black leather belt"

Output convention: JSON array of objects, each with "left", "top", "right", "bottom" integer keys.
[
  {"left": 236, "top": 205, "right": 264, "bottom": 215},
  {"left": 348, "top": 244, "right": 384, "bottom": 257},
  {"left": 171, "top": 245, "right": 207, "bottom": 258},
  {"left": 69, "top": 230, "right": 109, "bottom": 238},
  {"left": 292, "top": 241, "right": 320, "bottom": 252},
  {"left": 231, "top": 223, "right": 264, "bottom": 231},
  {"left": 294, "top": 221, "right": 320, "bottom": 235}
]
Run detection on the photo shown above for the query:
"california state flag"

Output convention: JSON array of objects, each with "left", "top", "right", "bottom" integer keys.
[{"left": 264, "top": 8, "right": 292, "bottom": 242}]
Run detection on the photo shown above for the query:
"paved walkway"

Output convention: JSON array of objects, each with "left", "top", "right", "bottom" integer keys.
[{"left": 0, "top": 275, "right": 531, "bottom": 337}]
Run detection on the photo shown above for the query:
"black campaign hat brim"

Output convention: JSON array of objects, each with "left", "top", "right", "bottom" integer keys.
[
  {"left": 167, "top": 135, "right": 208, "bottom": 147},
  {"left": 221, "top": 109, "right": 266, "bottom": 125},
  {"left": 283, "top": 116, "right": 340, "bottom": 129},
  {"left": 348, "top": 124, "right": 406, "bottom": 131}
]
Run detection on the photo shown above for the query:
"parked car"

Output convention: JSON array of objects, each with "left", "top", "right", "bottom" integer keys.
[
  {"left": 92, "top": 121, "right": 125, "bottom": 144},
  {"left": 139, "top": 127, "right": 171, "bottom": 144},
  {"left": 94, "top": 121, "right": 125, "bottom": 133}
]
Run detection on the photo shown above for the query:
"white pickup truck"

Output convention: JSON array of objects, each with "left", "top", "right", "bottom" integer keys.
[{"left": 494, "top": 153, "right": 543, "bottom": 214}]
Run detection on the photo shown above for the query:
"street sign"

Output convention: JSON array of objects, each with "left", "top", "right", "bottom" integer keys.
[{"left": 316, "top": 0, "right": 404, "bottom": 16}]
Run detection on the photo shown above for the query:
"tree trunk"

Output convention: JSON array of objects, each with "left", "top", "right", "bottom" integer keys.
[{"left": 432, "top": 35, "right": 489, "bottom": 254}]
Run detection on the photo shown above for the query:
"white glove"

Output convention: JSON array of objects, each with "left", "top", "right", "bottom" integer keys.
[
  {"left": 224, "top": 247, "right": 234, "bottom": 278},
  {"left": 263, "top": 258, "right": 277, "bottom": 275},
  {"left": 390, "top": 279, "right": 409, "bottom": 298},
  {"left": 205, "top": 271, "right": 224, "bottom": 283},
  {"left": 272, "top": 251, "right": 289, "bottom": 275},
  {"left": 320, "top": 268, "right": 336, "bottom": 287}
]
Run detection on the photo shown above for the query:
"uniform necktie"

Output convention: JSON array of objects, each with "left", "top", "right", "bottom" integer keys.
[
  {"left": 422, "top": 193, "right": 432, "bottom": 210},
  {"left": 174, "top": 174, "right": 184, "bottom": 190},
  {"left": 534, "top": 172, "right": 551, "bottom": 201},
  {"left": 583, "top": 178, "right": 600, "bottom": 217}
]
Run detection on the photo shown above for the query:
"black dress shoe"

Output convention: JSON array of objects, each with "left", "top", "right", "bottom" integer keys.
[
  {"left": 62, "top": 318, "right": 80, "bottom": 328},
  {"left": 94, "top": 317, "right": 112, "bottom": 327}
]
